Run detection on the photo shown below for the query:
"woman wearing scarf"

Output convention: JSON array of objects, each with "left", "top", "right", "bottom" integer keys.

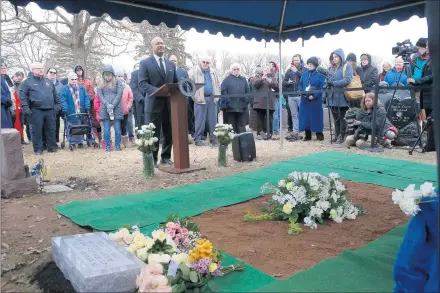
[{"left": 60, "top": 71, "right": 91, "bottom": 147}]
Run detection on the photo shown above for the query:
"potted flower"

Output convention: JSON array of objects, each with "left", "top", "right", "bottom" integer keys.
[
  {"left": 213, "top": 124, "right": 235, "bottom": 167},
  {"left": 135, "top": 124, "right": 159, "bottom": 178}
]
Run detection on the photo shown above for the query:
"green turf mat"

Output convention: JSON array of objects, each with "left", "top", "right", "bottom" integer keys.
[
  {"left": 55, "top": 151, "right": 435, "bottom": 231},
  {"left": 254, "top": 224, "right": 407, "bottom": 292}
]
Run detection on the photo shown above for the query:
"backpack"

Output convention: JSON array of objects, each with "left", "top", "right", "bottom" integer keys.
[{"left": 343, "top": 64, "right": 365, "bottom": 101}]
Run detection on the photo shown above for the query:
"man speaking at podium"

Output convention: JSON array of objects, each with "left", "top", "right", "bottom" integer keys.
[{"left": 138, "top": 37, "right": 178, "bottom": 167}]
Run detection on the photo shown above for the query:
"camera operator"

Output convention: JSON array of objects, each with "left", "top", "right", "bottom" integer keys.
[
  {"left": 407, "top": 40, "right": 434, "bottom": 152},
  {"left": 345, "top": 93, "right": 390, "bottom": 148},
  {"left": 407, "top": 38, "right": 429, "bottom": 90}
]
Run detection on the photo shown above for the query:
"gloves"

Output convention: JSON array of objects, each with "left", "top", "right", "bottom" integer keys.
[
  {"left": 4, "top": 99, "right": 13, "bottom": 107},
  {"left": 106, "top": 104, "right": 114, "bottom": 110}
]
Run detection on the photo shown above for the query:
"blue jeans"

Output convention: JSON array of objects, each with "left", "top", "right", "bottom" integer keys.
[
  {"left": 103, "top": 119, "right": 122, "bottom": 149},
  {"left": 273, "top": 98, "right": 280, "bottom": 134}
]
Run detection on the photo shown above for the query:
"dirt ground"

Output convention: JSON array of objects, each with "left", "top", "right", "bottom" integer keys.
[
  {"left": 190, "top": 181, "right": 408, "bottom": 278},
  {"left": 0, "top": 131, "right": 435, "bottom": 292}
]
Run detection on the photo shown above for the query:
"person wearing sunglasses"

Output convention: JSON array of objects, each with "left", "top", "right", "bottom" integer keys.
[
  {"left": 188, "top": 56, "right": 220, "bottom": 146},
  {"left": 19, "top": 62, "right": 61, "bottom": 155},
  {"left": 45, "top": 68, "right": 63, "bottom": 145}
]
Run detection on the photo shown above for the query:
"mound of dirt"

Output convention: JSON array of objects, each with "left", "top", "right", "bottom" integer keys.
[{"left": 190, "top": 180, "right": 408, "bottom": 278}]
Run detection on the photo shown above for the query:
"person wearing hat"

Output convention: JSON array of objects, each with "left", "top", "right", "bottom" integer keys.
[
  {"left": 1, "top": 60, "right": 13, "bottom": 128},
  {"left": 19, "top": 62, "right": 61, "bottom": 155},
  {"left": 96, "top": 64, "right": 124, "bottom": 151},
  {"left": 408, "top": 38, "right": 429, "bottom": 82},
  {"left": 59, "top": 71, "right": 91, "bottom": 147},
  {"left": 250, "top": 66, "right": 278, "bottom": 140},
  {"left": 298, "top": 57, "right": 326, "bottom": 141}
]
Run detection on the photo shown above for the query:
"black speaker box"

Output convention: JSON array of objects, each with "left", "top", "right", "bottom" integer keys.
[{"left": 232, "top": 132, "right": 256, "bottom": 162}]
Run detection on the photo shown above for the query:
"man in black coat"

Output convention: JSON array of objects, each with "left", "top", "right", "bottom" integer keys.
[
  {"left": 130, "top": 63, "right": 144, "bottom": 129},
  {"left": 138, "top": 37, "right": 178, "bottom": 167},
  {"left": 408, "top": 40, "right": 434, "bottom": 152}
]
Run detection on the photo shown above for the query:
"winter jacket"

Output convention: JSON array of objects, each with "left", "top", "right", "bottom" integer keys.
[
  {"left": 97, "top": 80, "right": 124, "bottom": 121},
  {"left": 121, "top": 83, "right": 134, "bottom": 115},
  {"left": 414, "top": 59, "right": 432, "bottom": 110},
  {"left": 358, "top": 54, "right": 379, "bottom": 92},
  {"left": 74, "top": 64, "right": 95, "bottom": 99},
  {"left": 60, "top": 84, "right": 91, "bottom": 120},
  {"left": 130, "top": 69, "right": 144, "bottom": 104},
  {"left": 176, "top": 67, "right": 189, "bottom": 81},
  {"left": 356, "top": 106, "right": 390, "bottom": 135},
  {"left": 1, "top": 76, "right": 13, "bottom": 128},
  {"left": 220, "top": 74, "right": 250, "bottom": 112},
  {"left": 250, "top": 74, "right": 277, "bottom": 110},
  {"left": 379, "top": 71, "right": 387, "bottom": 82},
  {"left": 409, "top": 54, "right": 429, "bottom": 80},
  {"left": 19, "top": 73, "right": 61, "bottom": 113},
  {"left": 326, "top": 48, "right": 353, "bottom": 108},
  {"left": 94, "top": 93, "right": 101, "bottom": 122},
  {"left": 282, "top": 63, "right": 306, "bottom": 95},
  {"left": 188, "top": 66, "right": 220, "bottom": 104},
  {"left": 298, "top": 69, "right": 326, "bottom": 132},
  {"left": 384, "top": 68, "right": 408, "bottom": 86}
]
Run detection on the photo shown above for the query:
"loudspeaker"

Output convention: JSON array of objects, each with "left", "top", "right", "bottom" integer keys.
[{"left": 232, "top": 132, "right": 256, "bottom": 162}]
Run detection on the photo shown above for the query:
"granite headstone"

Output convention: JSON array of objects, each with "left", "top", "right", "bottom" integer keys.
[
  {"left": 1, "top": 128, "right": 38, "bottom": 198},
  {"left": 52, "top": 232, "right": 144, "bottom": 293}
]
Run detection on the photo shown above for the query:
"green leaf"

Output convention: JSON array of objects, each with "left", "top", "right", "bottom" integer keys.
[
  {"left": 179, "top": 264, "right": 190, "bottom": 278},
  {"left": 171, "top": 283, "right": 186, "bottom": 293},
  {"left": 193, "top": 287, "right": 200, "bottom": 293},
  {"left": 189, "top": 271, "right": 199, "bottom": 283}
]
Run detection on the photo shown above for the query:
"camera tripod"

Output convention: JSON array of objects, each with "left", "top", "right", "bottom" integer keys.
[{"left": 409, "top": 116, "right": 433, "bottom": 155}]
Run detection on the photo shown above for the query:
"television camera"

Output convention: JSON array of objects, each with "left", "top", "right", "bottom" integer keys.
[{"left": 391, "top": 39, "right": 418, "bottom": 63}]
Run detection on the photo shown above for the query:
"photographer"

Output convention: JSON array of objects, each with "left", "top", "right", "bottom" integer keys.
[
  {"left": 345, "top": 93, "right": 390, "bottom": 148},
  {"left": 407, "top": 40, "right": 434, "bottom": 152}
]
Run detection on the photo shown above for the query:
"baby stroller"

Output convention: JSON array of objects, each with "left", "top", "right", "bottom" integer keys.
[{"left": 61, "top": 113, "right": 99, "bottom": 151}]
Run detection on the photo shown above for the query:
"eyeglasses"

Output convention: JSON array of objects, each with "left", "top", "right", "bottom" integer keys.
[
  {"left": 70, "top": 78, "right": 78, "bottom": 81},
  {"left": 202, "top": 61, "right": 210, "bottom": 64},
  {"left": 170, "top": 60, "right": 177, "bottom": 63},
  {"left": 49, "top": 71, "right": 57, "bottom": 74},
  {"left": 232, "top": 68, "right": 240, "bottom": 71},
  {"left": 117, "top": 76, "right": 124, "bottom": 78}
]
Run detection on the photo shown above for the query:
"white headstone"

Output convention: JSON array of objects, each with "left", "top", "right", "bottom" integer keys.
[{"left": 52, "top": 232, "right": 144, "bottom": 293}]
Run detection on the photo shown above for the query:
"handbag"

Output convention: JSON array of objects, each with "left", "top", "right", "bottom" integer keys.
[{"left": 343, "top": 64, "right": 365, "bottom": 101}]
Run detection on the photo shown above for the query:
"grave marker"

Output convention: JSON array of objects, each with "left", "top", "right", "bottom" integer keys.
[{"left": 52, "top": 232, "right": 144, "bottom": 293}]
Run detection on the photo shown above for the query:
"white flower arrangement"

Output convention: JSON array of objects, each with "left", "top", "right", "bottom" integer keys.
[
  {"left": 392, "top": 182, "right": 437, "bottom": 216},
  {"left": 213, "top": 124, "right": 235, "bottom": 146},
  {"left": 246, "top": 172, "right": 360, "bottom": 234},
  {"left": 135, "top": 123, "right": 159, "bottom": 153}
]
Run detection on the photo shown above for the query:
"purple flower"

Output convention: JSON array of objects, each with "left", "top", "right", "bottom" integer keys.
[{"left": 212, "top": 261, "right": 224, "bottom": 276}]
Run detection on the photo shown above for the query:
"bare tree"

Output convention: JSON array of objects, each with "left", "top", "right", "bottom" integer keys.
[
  {"left": 188, "top": 50, "right": 201, "bottom": 68},
  {"left": 218, "top": 50, "right": 233, "bottom": 75},
  {"left": 206, "top": 49, "right": 217, "bottom": 70},
  {"left": 134, "top": 22, "right": 190, "bottom": 64},
  {"left": 235, "top": 53, "right": 257, "bottom": 77},
  {"left": 370, "top": 55, "right": 384, "bottom": 71},
  {"left": 1, "top": 1, "right": 135, "bottom": 76},
  {"left": 2, "top": 32, "right": 50, "bottom": 74}
]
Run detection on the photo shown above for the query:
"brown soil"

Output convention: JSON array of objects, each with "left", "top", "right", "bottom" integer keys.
[{"left": 190, "top": 180, "right": 408, "bottom": 278}]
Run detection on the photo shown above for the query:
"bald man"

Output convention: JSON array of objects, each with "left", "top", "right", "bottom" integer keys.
[
  {"left": 20, "top": 62, "right": 61, "bottom": 155},
  {"left": 138, "top": 37, "right": 178, "bottom": 167}
]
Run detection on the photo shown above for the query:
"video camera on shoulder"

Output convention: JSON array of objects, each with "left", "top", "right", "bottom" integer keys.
[{"left": 392, "top": 39, "right": 418, "bottom": 62}]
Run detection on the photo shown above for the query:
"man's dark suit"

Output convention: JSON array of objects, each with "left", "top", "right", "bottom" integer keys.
[
  {"left": 130, "top": 69, "right": 145, "bottom": 128},
  {"left": 138, "top": 55, "right": 178, "bottom": 163}
]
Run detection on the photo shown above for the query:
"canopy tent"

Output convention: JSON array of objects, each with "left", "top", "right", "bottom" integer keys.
[
  {"left": 11, "top": 0, "right": 439, "bottom": 189},
  {"left": 11, "top": 0, "right": 425, "bottom": 42}
]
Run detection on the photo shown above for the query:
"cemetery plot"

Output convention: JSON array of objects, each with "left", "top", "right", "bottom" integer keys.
[{"left": 190, "top": 180, "right": 407, "bottom": 278}]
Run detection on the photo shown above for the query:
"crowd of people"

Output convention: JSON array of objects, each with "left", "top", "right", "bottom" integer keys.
[{"left": 0, "top": 36, "right": 434, "bottom": 164}]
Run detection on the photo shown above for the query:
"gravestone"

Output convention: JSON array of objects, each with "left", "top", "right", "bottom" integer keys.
[
  {"left": 382, "top": 90, "right": 420, "bottom": 146},
  {"left": 52, "top": 232, "right": 144, "bottom": 293},
  {"left": 1, "top": 129, "right": 38, "bottom": 198}
]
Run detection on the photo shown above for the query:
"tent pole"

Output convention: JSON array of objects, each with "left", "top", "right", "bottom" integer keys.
[
  {"left": 278, "top": 0, "right": 288, "bottom": 148},
  {"left": 279, "top": 38, "right": 283, "bottom": 148}
]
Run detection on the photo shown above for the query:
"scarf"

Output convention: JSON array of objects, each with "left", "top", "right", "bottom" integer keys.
[{"left": 69, "top": 84, "right": 81, "bottom": 113}]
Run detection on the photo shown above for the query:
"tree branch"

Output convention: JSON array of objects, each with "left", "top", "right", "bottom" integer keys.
[
  {"left": 85, "top": 21, "right": 102, "bottom": 53},
  {"left": 54, "top": 8, "right": 73, "bottom": 28}
]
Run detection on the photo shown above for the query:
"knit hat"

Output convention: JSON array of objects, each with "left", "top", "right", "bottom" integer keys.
[
  {"left": 416, "top": 37, "right": 427, "bottom": 48},
  {"left": 306, "top": 57, "right": 319, "bottom": 68},
  {"left": 102, "top": 64, "right": 115, "bottom": 76},
  {"left": 67, "top": 72, "right": 77, "bottom": 80},
  {"left": 346, "top": 53, "right": 357, "bottom": 63},
  {"left": 114, "top": 69, "right": 124, "bottom": 77},
  {"left": 254, "top": 67, "right": 263, "bottom": 75}
]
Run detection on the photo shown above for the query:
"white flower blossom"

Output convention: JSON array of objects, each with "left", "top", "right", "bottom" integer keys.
[
  {"left": 420, "top": 182, "right": 435, "bottom": 197},
  {"left": 329, "top": 172, "right": 339, "bottom": 179},
  {"left": 304, "top": 216, "right": 317, "bottom": 229}
]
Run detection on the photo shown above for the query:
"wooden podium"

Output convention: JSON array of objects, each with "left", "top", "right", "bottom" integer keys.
[{"left": 151, "top": 83, "right": 206, "bottom": 174}]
